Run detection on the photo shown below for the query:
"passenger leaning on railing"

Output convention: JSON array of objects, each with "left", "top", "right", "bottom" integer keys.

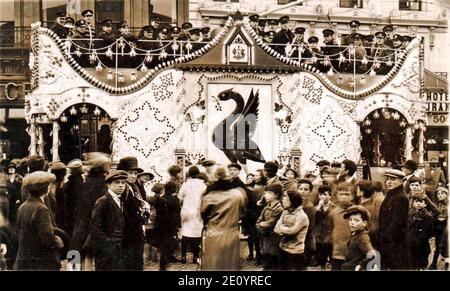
[
  {"left": 70, "top": 20, "right": 90, "bottom": 67},
  {"left": 50, "top": 12, "right": 68, "bottom": 39}
]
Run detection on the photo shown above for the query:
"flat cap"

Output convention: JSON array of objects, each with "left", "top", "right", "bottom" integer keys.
[
  {"left": 343, "top": 205, "right": 370, "bottom": 221},
  {"left": 384, "top": 169, "right": 405, "bottom": 179},
  {"left": 202, "top": 160, "right": 216, "bottom": 167},
  {"left": 68, "top": 159, "right": 83, "bottom": 169},
  {"left": 24, "top": 171, "right": 56, "bottom": 192},
  {"left": 137, "top": 171, "right": 155, "bottom": 180},
  {"left": 51, "top": 161, "right": 66, "bottom": 171},
  {"left": 28, "top": 155, "right": 45, "bottom": 172},
  {"left": 105, "top": 170, "right": 129, "bottom": 183},
  {"left": 265, "top": 184, "right": 283, "bottom": 198},
  {"left": 227, "top": 163, "right": 242, "bottom": 171}
]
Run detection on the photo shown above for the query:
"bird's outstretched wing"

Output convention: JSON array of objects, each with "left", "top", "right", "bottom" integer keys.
[{"left": 235, "top": 88, "right": 260, "bottom": 138}]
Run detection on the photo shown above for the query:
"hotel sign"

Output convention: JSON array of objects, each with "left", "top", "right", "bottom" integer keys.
[{"left": 426, "top": 91, "right": 449, "bottom": 126}]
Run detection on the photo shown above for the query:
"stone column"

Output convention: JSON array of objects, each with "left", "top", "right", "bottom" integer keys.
[
  {"left": 418, "top": 126, "right": 425, "bottom": 165},
  {"left": 29, "top": 120, "right": 37, "bottom": 156},
  {"left": 404, "top": 125, "right": 412, "bottom": 160},
  {"left": 52, "top": 120, "right": 60, "bottom": 162},
  {"left": 37, "top": 125, "right": 44, "bottom": 158}
]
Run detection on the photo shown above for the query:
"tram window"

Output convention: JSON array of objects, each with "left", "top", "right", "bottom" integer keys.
[
  {"left": 340, "top": 0, "right": 363, "bottom": 8},
  {"left": 399, "top": 0, "right": 422, "bottom": 11}
]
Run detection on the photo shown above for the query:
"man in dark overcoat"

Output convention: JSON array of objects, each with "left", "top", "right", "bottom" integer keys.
[
  {"left": 15, "top": 171, "right": 63, "bottom": 270},
  {"left": 90, "top": 170, "right": 128, "bottom": 270},
  {"left": 378, "top": 169, "right": 411, "bottom": 270}
]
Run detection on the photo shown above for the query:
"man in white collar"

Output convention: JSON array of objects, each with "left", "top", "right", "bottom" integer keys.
[
  {"left": 401, "top": 159, "right": 418, "bottom": 194},
  {"left": 90, "top": 170, "right": 128, "bottom": 270},
  {"left": 337, "top": 160, "right": 358, "bottom": 185}
]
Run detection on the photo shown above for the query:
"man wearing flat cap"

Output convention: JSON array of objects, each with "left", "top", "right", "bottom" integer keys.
[
  {"left": 378, "top": 168, "right": 411, "bottom": 270},
  {"left": 117, "top": 156, "right": 149, "bottom": 270},
  {"left": 15, "top": 171, "right": 64, "bottom": 270},
  {"left": 90, "top": 170, "right": 128, "bottom": 270},
  {"left": 50, "top": 11, "right": 68, "bottom": 39}
]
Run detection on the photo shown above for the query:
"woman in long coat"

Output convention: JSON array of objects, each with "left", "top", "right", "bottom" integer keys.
[
  {"left": 178, "top": 166, "right": 207, "bottom": 263},
  {"left": 200, "top": 167, "right": 247, "bottom": 270}
]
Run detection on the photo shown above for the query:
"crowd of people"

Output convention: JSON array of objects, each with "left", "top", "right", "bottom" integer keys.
[
  {"left": 47, "top": 11, "right": 414, "bottom": 75},
  {"left": 49, "top": 10, "right": 212, "bottom": 68},
  {"left": 0, "top": 153, "right": 448, "bottom": 271}
]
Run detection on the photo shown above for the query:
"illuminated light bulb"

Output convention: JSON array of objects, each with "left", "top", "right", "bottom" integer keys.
[
  {"left": 324, "top": 56, "right": 331, "bottom": 67},
  {"left": 80, "top": 104, "right": 88, "bottom": 114},
  {"left": 185, "top": 40, "right": 193, "bottom": 51},
  {"left": 348, "top": 45, "right": 356, "bottom": 56},
  {"left": 339, "top": 53, "right": 346, "bottom": 63},
  {"left": 171, "top": 41, "right": 179, "bottom": 52},
  {"left": 89, "top": 53, "right": 96, "bottom": 63},
  {"left": 75, "top": 48, "right": 82, "bottom": 57},
  {"left": 106, "top": 47, "right": 113, "bottom": 58},
  {"left": 106, "top": 70, "right": 114, "bottom": 80},
  {"left": 365, "top": 128, "right": 372, "bottom": 134},
  {"left": 337, "top": 75, "right": 344, "bottom": 84},
  {"left": 397, "top": 51, "right": 404, "bottom": 59},
  {"left": 69, "top": 106, "right": 77, "bottom": 115},
  {"left": 327, "top": 68, "right": 334, "bottom": 76},
  {"left": 364, "top": 119, "right": 371, "bottom": 126},
  {"left": 361, "top": 56, "right": 368, "bottom": 65},
  {"left": 129, "top": 47, "right": 137, "bottom": 58},
  {"left": 145, "top": 52, "right": 153, "bottom": 63},
  {"left": 64, "top": 40, "right": 72, "bottom": 50},
  {"left": 130, "top": 72, "right": 137, "bottom": 81},
  {"left": 95, "top": 62, "right": 103, "bottom": 72},
  {"left": 360, "top": 76, "right": 366, "bottom": 84},
  {"left": 93, "top": 107, "right": 101, "bottom": 116},
  {"left": 60, "top": 114, "right": 68, "bottom": 123},
  {"left": 387, "top": 58, "right": 393, "bottom": 67},
  {"left": 400, "top": 120, "right": 407, "bottom": 127},
  {"left": 140, "top": 64, "right": 148, "bottom": 72},
  {"left": 118, "top": 73, "right": 125, "bottom": 83},
  {"left": 311, "top": 55, "right": 318, "bottom": 63},
  {"left": 159, "top": 50, "right": 168, "bottom": 60},
  {"left": 373, "top": 111, "right": 380, "bottom": 119},
  {"left": 349, "top": 79, "right": 355, "bottom": 88},
  {"left": 369, "top": 69, "right": 376, "bottom": 77}
]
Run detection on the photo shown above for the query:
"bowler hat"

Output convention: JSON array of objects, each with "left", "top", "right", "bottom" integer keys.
[
  {"left": 384, "top": 169, "right": 405, "bottom": 179},
  {"left": 81, "top": 10, "right": 93, "bottom": 17},
  {"left": 105, "top": 170, "right": 129, "bottom": 183},
  {"left": 402, "top": 160, "right": 418, "bottom": 172},
  {"left": 117, "top": 156, "right": 143, "bottom": 173},
  {"left": 24, "top": 171, "right": 56, "bottom": 192},
  {"left": 343, "top": 205, "right": 370, "bottom": 221},
  {"left": 87, "top": 153, "right": 110, "bottom": 169},
  {"left": 227, "top": 163, "right": 242, "bottom": 171},
  {"left": 265, "top": 184, "right": 283, "bottom": 198}
]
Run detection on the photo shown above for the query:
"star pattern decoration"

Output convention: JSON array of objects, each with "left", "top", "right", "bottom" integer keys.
[
  {"left": 118, "top": 101, "right": 176, "bottom": 158},
  {"left": 312, "top": 115, "right": 345, "bottom": 148}
]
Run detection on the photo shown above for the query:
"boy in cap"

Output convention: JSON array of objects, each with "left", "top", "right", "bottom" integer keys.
[
  {"left": 90, "top": 170, "right": 129, "bottom": 270},
  {"left": 407, "top": 193, "right": 434, "bottom": 270},
  {"left": 341, "top": 205, "right": 377, "bottom": 271},
  {"left": 430, "top": 186, "right": 448, "bottom": 269},
  {"left": 256, "top": 184, "right": 284, "bottom": 270},
  {"left": 314, "top": 185, "right": 335, "bottom": 269},
  {"left": 50, "top": 11, "right": 68, "bottom": 39},
  {"left": 15, "top": 171, "right": 63, "bottom": 270},
  {"left": 378, "top": 169, "right": 410, "bottom": 270}
]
